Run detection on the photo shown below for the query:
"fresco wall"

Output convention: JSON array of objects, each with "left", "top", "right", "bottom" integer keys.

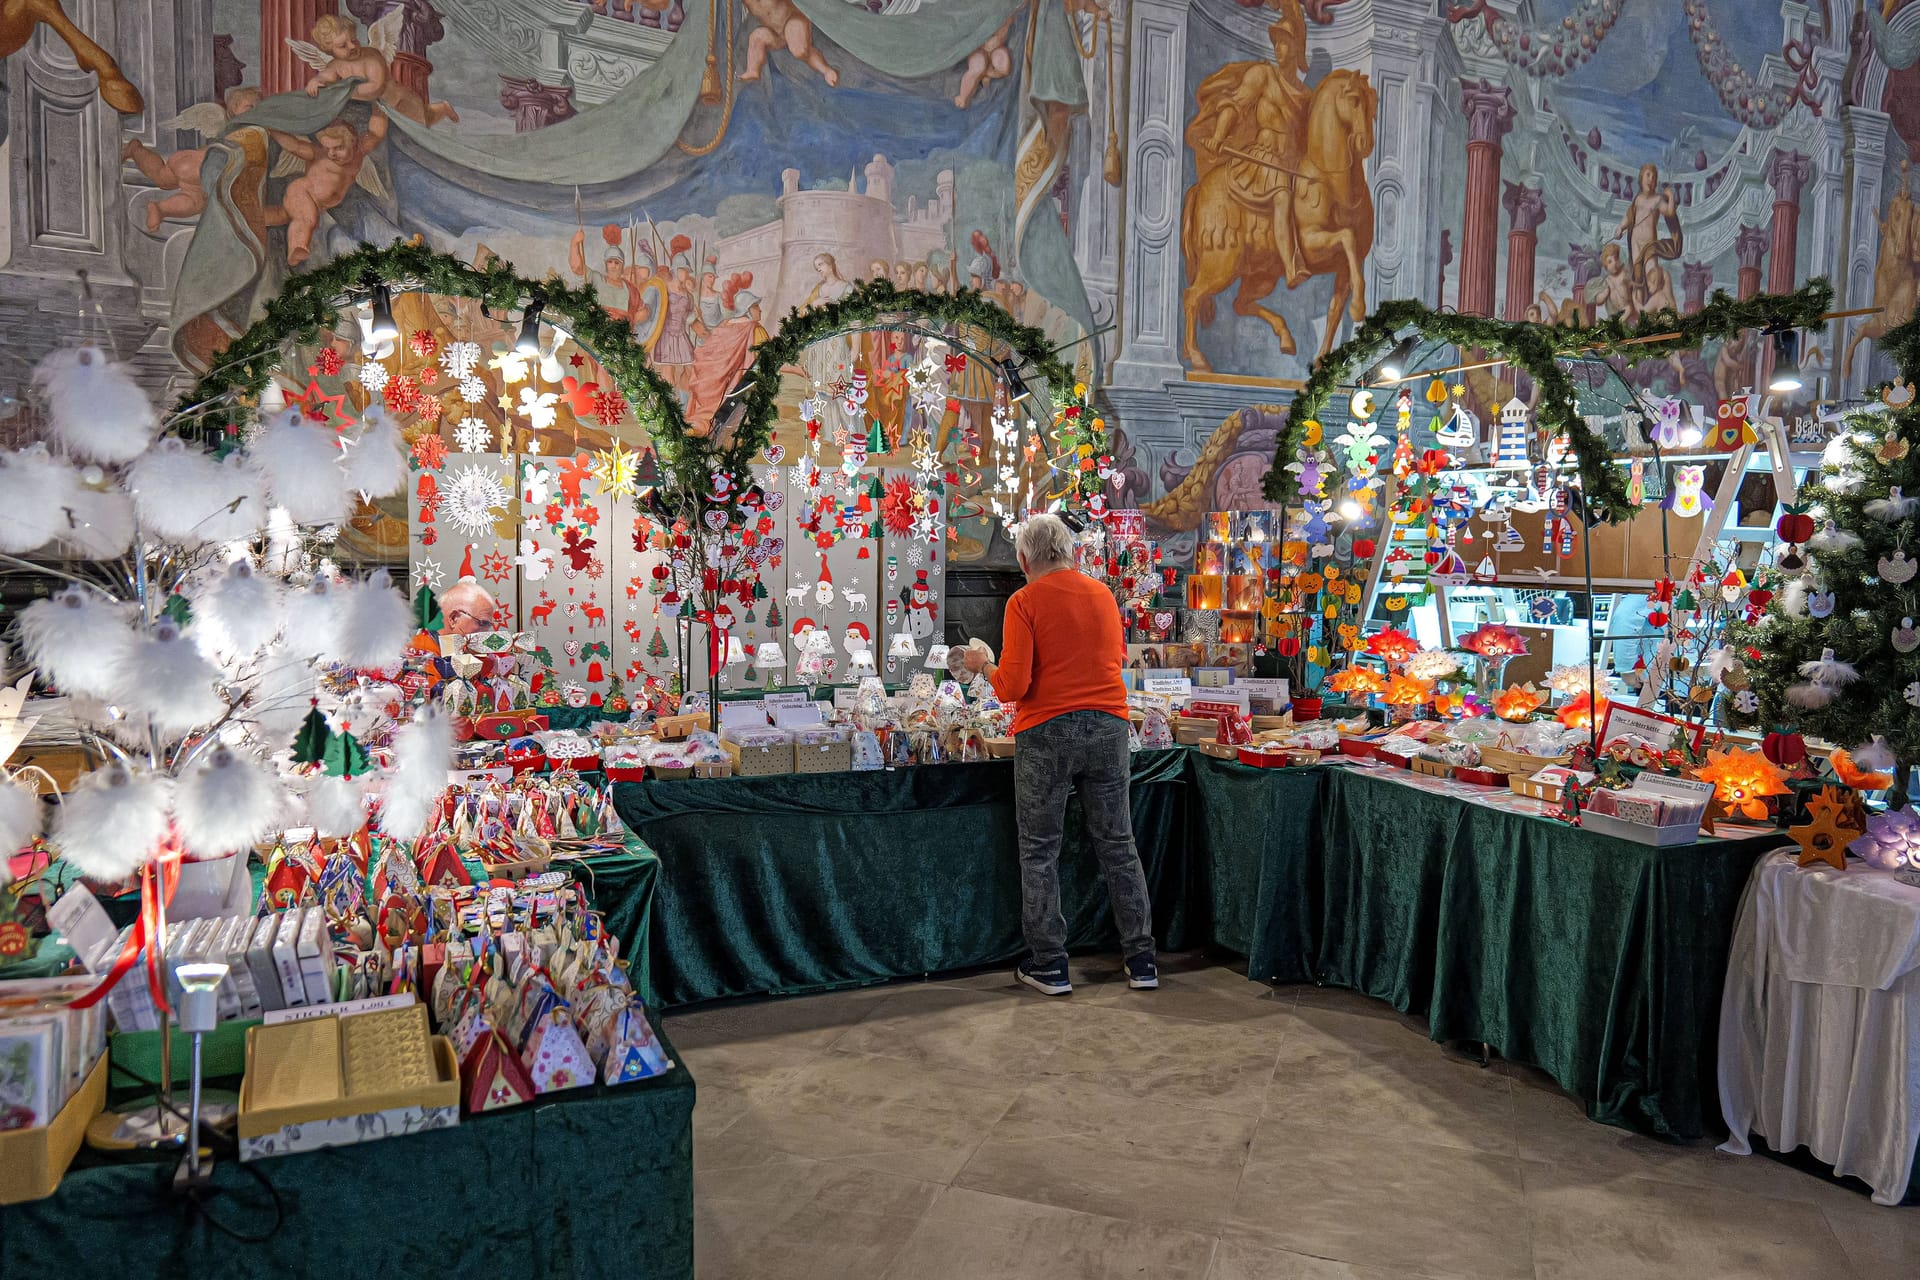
[{"left": 3, "top": 0, "right": 1918, "bottom": 560}]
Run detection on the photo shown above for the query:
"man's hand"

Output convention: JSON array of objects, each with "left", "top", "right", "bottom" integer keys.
[{"left": 960, "top": 646, "right": 990, "bottom": 675}]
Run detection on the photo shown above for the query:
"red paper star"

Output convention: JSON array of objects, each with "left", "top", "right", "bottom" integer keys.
[
  {"left": 569, "top": 352, "right": 586, "bottom": 368},
  {"left": 291, "top": 379, "right": 351, "bottom": 428},
  {"left": 480, "top": 549, "right": 512, "bottom": 584}
]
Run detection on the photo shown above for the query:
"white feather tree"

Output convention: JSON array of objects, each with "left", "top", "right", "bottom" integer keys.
[{"left": 1, "top": 343, "right": 446, "bottom": 897}]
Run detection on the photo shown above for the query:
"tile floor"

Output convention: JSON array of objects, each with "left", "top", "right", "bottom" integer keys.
[{"left": 663, "top": 952, "right": 1917, "bottom": 1280}]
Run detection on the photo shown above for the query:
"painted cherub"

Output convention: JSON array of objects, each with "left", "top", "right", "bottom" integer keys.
[
  {"left": 290, "top": 11, "right": 458, "bottom": 126},
  {"left": 739, "top": 0, "right": 838, "bottom": 87},
  {"left": 264, "top": 112, "right": 388, "bottom": 266},
  {"left": 954, "top": 13, "right": 1014, "bottom": 108},
  {"left": 122, "top": 85, "right": 260, "bottom": 232}
]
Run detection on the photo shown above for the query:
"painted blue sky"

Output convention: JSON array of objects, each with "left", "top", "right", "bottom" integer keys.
[{"left": 1545, "top": 0, "right": 1777, "bottom": 165}]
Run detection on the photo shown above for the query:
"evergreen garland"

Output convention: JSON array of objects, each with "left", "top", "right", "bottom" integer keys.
[
  {"left": 1733, "top": 306, "right": 1920, "bottom": 800},
  {"left": 1263, "top": 281, "right": 1835, "bottom": 523},
  {"left": 173, "top": 245, "right": 1074, "bottom": 522}
]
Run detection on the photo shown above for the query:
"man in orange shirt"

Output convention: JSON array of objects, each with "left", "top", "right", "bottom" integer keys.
[{"left": 962, "top": 514, "right": 1156, "bottom": 995}]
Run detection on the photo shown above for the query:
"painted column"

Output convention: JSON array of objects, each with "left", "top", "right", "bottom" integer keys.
[
  {"left": 1568, "top": 245, "right": 1600, "bottom": 323},
  {"left": 1765, "top": 149, "right": 1811, "bottom": 295},
  {"left": 499, "top": 77, "right": 576, "bottom": 132},
  {"left": 1070, "top": 0, "right": 1123, "bottom": 371},
  {"left": 261, "top": 1, "right": 339, "bottom": 96},
  {"left": 1108, "top": 0, "right": 1192, "bottom": 392},
  {"left": 1734, "top": 226, "right": 1768, "bottom": 301},
  {"left": 1839, "top": 108, "right": 1891, "bottom": 392},
  {"left": 1500, "top": 181, "right": 1544, "bottom": 321},
  {"left": 1681, "top": 262, "right": 1714, "bottom": 313},
  {"left": 1457, "top": 79, "right": 1515, "bottom": 317}
]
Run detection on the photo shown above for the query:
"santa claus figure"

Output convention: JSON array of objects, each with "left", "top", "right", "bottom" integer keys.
[
  {"left": 902, "top": 569, "right": 937, "bottom": 641},
  {"left": 843, "top": 621, "right": 871, "bottom": 658}
]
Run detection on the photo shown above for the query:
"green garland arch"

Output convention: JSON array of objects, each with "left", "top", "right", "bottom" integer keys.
[
  {"left": 722, "top": 278, "right": 1078, "bottom": 484},
  {"left": 1262, "top": 281, "right": 1835, "bottom": 523},
  {"left": 175, "top": 245, "right": 1080, "bottom": 514},
  {"left": 173, "top": 239, "right": 697, "bottom": 484}
]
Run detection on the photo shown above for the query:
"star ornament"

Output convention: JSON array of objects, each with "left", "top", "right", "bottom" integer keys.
[{"left": 593, "top": 441, "right": 641, "bottom": 501}]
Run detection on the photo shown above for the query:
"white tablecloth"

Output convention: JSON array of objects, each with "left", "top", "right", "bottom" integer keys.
[{"left": 1719, "top": 850, "right": 1920, "bottom": 1205}]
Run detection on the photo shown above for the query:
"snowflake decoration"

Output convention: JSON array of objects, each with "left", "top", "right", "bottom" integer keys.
[
  {"left": 453, "top": 416, "right": 492, "bottom": 453},
  {"left": 382, "top": 374, "right": 420, "bottom": 414},
  {"left": 314, "top": 524, "right": 341, "bottom": 545},
  {"left": 412, "top": 559, "right": 445, "bottom": 591},
  {"left": 408, "top": 330, "right": 438, "bottom": 358},
  {"left": 415, "top": 396, "right": 443, "bottom": 424},
  {"left": 440, "top": 341, "right": 481, "bottom": 380},
  {"left": 412, "top": 434, "right": 446, "bottom": 470},
  {"left": 489, "top": 349, "right": 531, "bottom": 385},
  {"left": 459, "top": 375, "right": 486, "bottom": 404},
  {"left": 518, "top": 387, "right": 559, "bottom": 430},
  {"left": 586, "top": 556, "right": 606, "bottom": 579},
  {"left": 591, "top": 388, "right": 629, "bottom": 428},
  {"left": 312, "top": 348, "right": 345, "bottom": 378},
  {"left": 907, "top": 543, "right": 924, "bottom": 566},
  {"left": 358, "top": 360, "right": 390, "bottom": 393},
  {"left": 441, "top": 463, "right": 511, "bottom": 537},
  {"left": 479, "top": 549, "right": 512, "bottom": 584},
  {"left": 593, "top": 442, "right": 641, "bottom": 501},
  {"left": 419, "top": 366, "right": 438, "bottom": 386}
]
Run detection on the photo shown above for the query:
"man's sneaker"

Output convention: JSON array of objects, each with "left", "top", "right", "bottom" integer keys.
[
  {"left": 1124, "top": 953, "right": 1159, "bottom": 990},
  {"left": 1016, "top": 957, "right": 1072, "bottom": 996}
]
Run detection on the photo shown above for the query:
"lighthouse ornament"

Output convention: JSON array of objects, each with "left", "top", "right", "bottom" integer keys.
[{"left": 1494, "top": 398, "right": 1530, "bottom": 468}]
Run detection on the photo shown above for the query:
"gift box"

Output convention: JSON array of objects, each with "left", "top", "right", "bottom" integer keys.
[
  {"left": 474, "top": 710, "right": 547, "bottom": 741},
  {"left": 0, "top": 1055, "right": 106, "bottom": 1205}
]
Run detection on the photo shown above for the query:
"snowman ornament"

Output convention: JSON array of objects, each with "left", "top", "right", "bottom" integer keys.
[
  {"left": 902, "top": 569, "right": 938, "bottom": 641},
  {"left": 813, "top": 554, "right": 836, "bottom": 610}
]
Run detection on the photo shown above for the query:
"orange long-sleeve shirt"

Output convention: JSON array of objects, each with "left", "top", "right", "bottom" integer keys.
[{"left": 989, "top": 568, "right": 1129, "bottom": 735}]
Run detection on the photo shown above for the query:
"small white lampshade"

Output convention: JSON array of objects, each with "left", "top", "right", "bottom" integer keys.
[
  {"left": 888, "top": 632, "right": 920, "bottom": 658},
  {"left": 804, "top": 629, "right": 835, "bottom": 655},
  {"left": 723, "top": 636, "right": 749, "bottom": 665},
  {"left": 924, "top": 643, "right": 950, "bottom": 669},
  {"left": 753, "top": 643, "right": 784, "bottom": 671},
  {"left": 849, "top": 650, "right": 877, "bottom": 677}
]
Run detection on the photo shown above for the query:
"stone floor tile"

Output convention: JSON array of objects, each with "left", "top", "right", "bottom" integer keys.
[
  {"left": 695, "top": 1158, "right": 939, "bottom": 1280},
  {"left": 881, "top": 1187, "right": 1217, "bottom": 1280}
]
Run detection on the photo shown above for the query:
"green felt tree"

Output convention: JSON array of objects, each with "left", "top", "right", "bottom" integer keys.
[
  {"left": 1738, "top": 370, "right": 1920, "bottom": 803},
  {"left": 322, "top": 728, "right": 369, "bottom": 779},
  {"left": 647, "top": 626, "right": 669, "bottom": 660},
  {"left": 291, "top": 703, "right": 332, "bottom": 765},
  {"left": 412, "top": 585, "right": 443, "bottom": 631},
  {"left": 764, "top": 600, "right": 782, "bottom": 630}
]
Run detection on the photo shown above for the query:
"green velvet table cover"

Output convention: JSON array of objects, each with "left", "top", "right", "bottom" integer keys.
[
  {"left": 1187, "top": 755, "right": 1323, "bottom": 983},
  {"left": 613, "top": 750, "right": 1194, "bottom": 1007},
  {"left": 1307, "top": 767, "right": 1785, "bottom": 1140},
  {"left": 0, "top": 1015, "right": 695, "bottom": 1279}
]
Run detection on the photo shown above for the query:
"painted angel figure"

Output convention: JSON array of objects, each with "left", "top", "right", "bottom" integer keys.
[
  {"left": 288, "top": 10, "right": 458, "bottom": 126},
  {"left": 123, "top": 87, "right": 261, "bottom": 232},
  {"left": 264, "top": 112, "right": 389, "bottom": 266}
]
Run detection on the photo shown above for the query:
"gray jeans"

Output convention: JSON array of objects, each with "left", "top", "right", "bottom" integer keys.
[{"left": 1013, "top": 710, "right": 1154, "bottom": 966}]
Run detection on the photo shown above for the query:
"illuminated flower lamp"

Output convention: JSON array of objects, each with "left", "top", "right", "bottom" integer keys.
[
  {"left": 1459, "top": 622, "right": 1529, "bottom": 688},
  {"left": 1366, "top": 626, "right": 1420, "bottom": 669},
  {"left": 1431, "top": 688, "right": 1468, "bottom": 718},
  {"left": 1405, "top": 648, "right": 1462, "bottom": 682},
  {"left": 1850, "top": 807, "right": 1920, "bottom": 873},
  {"left": 1693, "top": 747, "right": 1789, "bottom": 821},
  {"left": 1493, "top": 682, "right": 1546, "bottom": 722},
  {"left": 1383, "top": 673, "right": 1434, "bottom": 712},
  {"left": 1828, "top": 747, "right": 1895, "bottom": 792},
  {"left": 1327, "top": 666, "right": 1386, "bottom": 699},
  {"left": 1547, "top": 664, "right": 1597, "bottom": 698},
  {"left": 1555, "top": 690, "right": 1609, "bottom": 731}
]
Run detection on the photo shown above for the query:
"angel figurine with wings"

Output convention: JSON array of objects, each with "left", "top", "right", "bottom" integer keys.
[{"left": 291, "top": 10, "right": 458, "bottom": 127}]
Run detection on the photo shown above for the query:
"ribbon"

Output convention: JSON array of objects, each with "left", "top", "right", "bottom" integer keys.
[{"left": 69, "top": 841, "right": 185, "bottom": 1013}]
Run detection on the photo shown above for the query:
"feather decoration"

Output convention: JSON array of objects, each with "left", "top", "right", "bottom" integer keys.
[
  {"left": 1780, "top": 577, "right": 1810, "bottom": 618},
  {"left": 116, "top": 618, "right": 226, "bottom": 738},
  {"left": 51, "top": 483, "right": 134, "bottom": 559},
  {"left": 17, "top": 588, "right": 137, "bottom": 699},
  {"left": 242, "top": 653, "right": 319, "bottom": 750},
  {"left": 30, "top": 346, "right": 158, "bottom": 464},
  {"left": 1806, "top": 522, "right": 1861, "bottom": 555},
  {"left": 193, "top": 560, "right": 282, "bottom": 659},
  {"left": 378, "top": 709, "right": 452, "bottom": 841},
  {"left": 0, "top": 446, "right": 82, "bottom": 554},
  {"left": 174, "top": 745, "right": 281, "bottom": 857},
  {"left": 0, "top": 780, "right": 43, "bottom": 883},
  {"left": 283, "top": 577, "right": 345, "bottom": 664},
  {"left": 1785, "top": 681, "right": 1839, "bottom": 709},
  {"left": 248, "top": 410, "right": 350, "bottom": 525},
  {"left": 332, "top": 570, "right": 412, "bottom": 668},
  {"left": 51, "top": 765, "right": 171, "bottom": 881},
  {"left": 1851, "top": 735, "right": 1898, "bottom": 774},
  {"left": 1864, "top": 486, "right": 1918, "bottom": 523},
  {"left": 127, "top": 441, "right": 268, "bottom": 546},
  {"left": 307, "top": 773, "right": 367, "bottom": 838},
  {"left": 1797, "top": 647, "right": 1859, "bottom": 686},
  {"left": 340, "top": 407, "right": 406, "bottom": 500}
]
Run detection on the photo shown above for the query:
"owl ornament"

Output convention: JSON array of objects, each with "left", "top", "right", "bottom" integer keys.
[
  {"left": 1664, "top": 465, "right": 1711, "bottom": 519},
  {"left": 1880, "top": 550, "right": 1919, "bottom": 585},
  {"left": 1651, "top": 397, "right": 1687, "bottom": 449}
]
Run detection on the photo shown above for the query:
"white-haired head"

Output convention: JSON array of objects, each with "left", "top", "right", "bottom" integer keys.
[{"left": 1015, "top": 513, "right": 1075, "bottom": 578}]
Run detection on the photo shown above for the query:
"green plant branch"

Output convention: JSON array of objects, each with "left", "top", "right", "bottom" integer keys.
[{"left": 1262, "top": 281, "right": 1835, "bottom": 523}]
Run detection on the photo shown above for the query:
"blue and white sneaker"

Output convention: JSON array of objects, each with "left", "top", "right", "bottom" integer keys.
[
  {"left": 1124, "top": 953, "right": 1159, "bottom": 990},
  {"left": 1016, "top": 957, "right": 1072, "bottom": 996}
]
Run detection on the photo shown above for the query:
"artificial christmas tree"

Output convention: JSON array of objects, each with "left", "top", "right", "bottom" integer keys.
[{"left": 1740, "top": 319, "right": 1920, "bottom": 803}]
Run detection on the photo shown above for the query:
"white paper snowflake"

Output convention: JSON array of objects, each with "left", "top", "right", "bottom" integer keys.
[
  {"left": 453, "top": 416, "right": 492, "bottom": 453},
  {"left": 313, "top": 524, "right": 340, "bottom": 545},
  {"left": 907, "top": 543, "right": 924, "bottom": 566},
  {"left": 441, "top": 463, "right": 511, "bottom": 537},
  {"left": 358, "top": 360, "right": 389, "bottom": 393},
  {"left": 458, "top": 375, "right": 487, "bottom": 405},
  {"left": 489, "top": 349, "right": 531, "bottom": 385},
  {"left": 413, "top": 559, "right": 445, "bottom": 591},
  {"left": 439, "top": 341, "right": 481, "bottom": 381},
  {"left": 517, "top": 387, "right": 559, "bottom": 430}
]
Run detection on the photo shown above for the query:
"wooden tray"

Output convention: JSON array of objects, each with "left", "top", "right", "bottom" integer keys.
[{"left": 1411, "top": 756, "right": 1453, "bottom": 778}]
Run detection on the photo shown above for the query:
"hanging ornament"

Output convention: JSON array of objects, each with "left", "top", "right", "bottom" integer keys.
[
  {"left": 1897, "top": 619, "right": 1920, "bottom": 654},
  {"left": 1880, "top": 551, "right": 1918, "bottom": 585},
  {"left": 1866, "top": 487, "right": 1919, "bottom": 523},
  {"left": 1663, "top": 465, "right": 1709, "bottom": 519}
]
